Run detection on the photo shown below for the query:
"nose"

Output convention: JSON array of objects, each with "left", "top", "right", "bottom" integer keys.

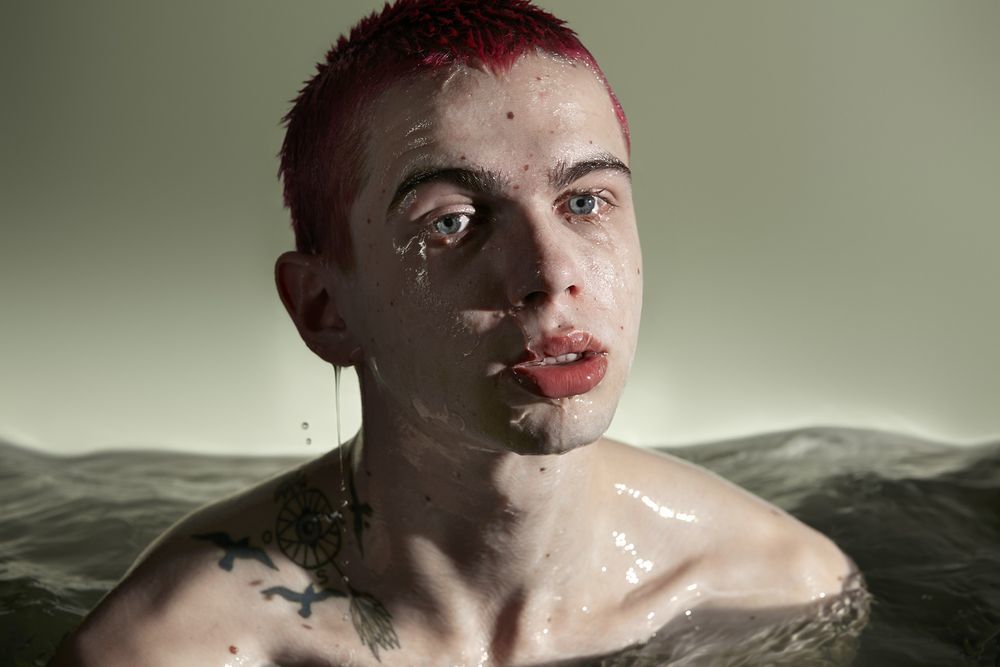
[{"left": 503, "top": 215, "right": 583, "bottom": 308}]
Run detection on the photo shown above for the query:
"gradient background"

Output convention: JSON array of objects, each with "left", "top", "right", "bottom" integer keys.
[{"left": 2, "top": 1, "right": 998, "bottom": 456}]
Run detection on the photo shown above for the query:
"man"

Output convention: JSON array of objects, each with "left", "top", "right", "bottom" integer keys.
[{"left": 53, "top": 1, "right": 863, "bottom": 665}]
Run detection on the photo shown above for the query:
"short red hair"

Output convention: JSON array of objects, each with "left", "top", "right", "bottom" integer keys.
[{"left": 279, "top": 0, "right": 629, "bottom": 269}]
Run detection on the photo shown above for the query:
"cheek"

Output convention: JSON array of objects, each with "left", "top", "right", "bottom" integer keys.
[
  {"left": 362, "top": 236, "right": 489, "bottom": 353},
  {"left": 583, "top": 236, "right": 641, "bottom": 313}
]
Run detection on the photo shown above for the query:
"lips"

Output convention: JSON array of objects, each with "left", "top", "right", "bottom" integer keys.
[{"left": 510, "top": 331, "right": 608, "bottom": 399}]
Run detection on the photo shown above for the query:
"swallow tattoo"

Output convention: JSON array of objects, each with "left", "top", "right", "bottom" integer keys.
[
  {"left": 261, "top": 583, "right": 346, "bottom": 618},
  {"left": 193, "top": 532, "right": 278, "bottom": 572}
]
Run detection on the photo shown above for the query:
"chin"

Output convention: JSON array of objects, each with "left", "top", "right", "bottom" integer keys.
[{"left": 499, "top": 402, "right": 616, "bottom": 456}]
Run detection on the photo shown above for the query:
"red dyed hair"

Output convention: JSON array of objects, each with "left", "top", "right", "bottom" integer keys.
[{"left": 279, "top": 0, "right": 629, "bottom": 269}]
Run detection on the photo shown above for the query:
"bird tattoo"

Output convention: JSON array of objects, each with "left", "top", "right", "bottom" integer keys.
[
  {"left": 261, "top": 583, "right": 346, "bottom": 618},
  {"left": 193, "top": 532, "right": 278, "bottom": 572}
]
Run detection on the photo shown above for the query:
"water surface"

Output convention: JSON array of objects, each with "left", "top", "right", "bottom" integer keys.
[{"left": 2, "top": 427, "right": 998, "bottom": 665}]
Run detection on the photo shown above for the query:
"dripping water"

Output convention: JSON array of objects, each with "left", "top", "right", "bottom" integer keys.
[{"left": 334, "top": 364, "right": 347, "bottom": 503}]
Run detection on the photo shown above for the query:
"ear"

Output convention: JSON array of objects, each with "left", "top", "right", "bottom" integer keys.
[{"left": 275, "top": 251, "right": 362, "bottom": 366}]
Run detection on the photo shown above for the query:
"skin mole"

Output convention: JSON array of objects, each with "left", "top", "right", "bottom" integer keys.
[{"left": 506, "top": 111, "right": 515, "bottom": 119}]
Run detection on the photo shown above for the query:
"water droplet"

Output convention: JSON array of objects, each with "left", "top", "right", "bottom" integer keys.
[{"left": 301, "top": 421, "right": 310, "bottom": 430}]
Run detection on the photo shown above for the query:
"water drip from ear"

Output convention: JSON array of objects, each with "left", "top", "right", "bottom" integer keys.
[{"left": 335, "top": 364, "right": 348, "bottom": 503}]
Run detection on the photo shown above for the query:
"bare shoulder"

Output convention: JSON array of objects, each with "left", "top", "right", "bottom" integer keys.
[
  {"left": 600, "top": 439, "right": 857, "bottom": 606},
  {"left": 51, "top": 465, "right": 305, "bottom": 667}
]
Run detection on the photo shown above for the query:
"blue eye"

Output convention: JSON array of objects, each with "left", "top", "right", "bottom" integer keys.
[
  {"left": 568, "top": 194, "right": 598, "bottom": 215},
  {"left": 432, "top": 212, "right": 471, "bottom": 235}
]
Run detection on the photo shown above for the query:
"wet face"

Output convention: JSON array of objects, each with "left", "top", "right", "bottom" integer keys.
[{"left": 338, "top": 53, "right": 642, "bottom": 455}]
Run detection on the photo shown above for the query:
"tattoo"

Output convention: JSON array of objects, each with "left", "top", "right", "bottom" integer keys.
[
  {"left": 192, "top": 532, "right": 278, "bottom": 571},
  {"left": 261, "top": 583, "right": 345, "bottom": 618},
  {"left": 191, "top": 470, "right": 399, "bottom": 660},
  {"left": 266, "top": 470, "right": 401, "bottom": 660},
  {"left": 347, "top": 469, "right": 374, "bottom": 554},
  {"left": 349, "top": 591, "right": 402, "bottom": 661},
  {"left": 274, "top": 475, "right": 342, "bottom": 568}
]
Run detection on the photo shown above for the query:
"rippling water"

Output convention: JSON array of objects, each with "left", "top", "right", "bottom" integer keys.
[{"left": 2, "top": 427, "right": 999, "bottom": 665}]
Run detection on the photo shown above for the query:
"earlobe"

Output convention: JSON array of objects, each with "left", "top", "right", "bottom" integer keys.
[{"left": 274, "top": 251, "right": 362, "bottom": 366}]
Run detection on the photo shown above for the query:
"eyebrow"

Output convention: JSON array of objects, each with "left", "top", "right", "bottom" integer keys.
[
  {"left": 386, "top": 152, "right": 631, "bottom": 215},
  {"left": 549, "top": 153, "right": 631, "bottom": 192},
  {"left": 387, "top": 166, "right": 508, "bottom": 214}
]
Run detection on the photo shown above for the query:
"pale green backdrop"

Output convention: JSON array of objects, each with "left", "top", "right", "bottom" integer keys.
[{"left": 2, "top": 1, "right": 998, "bottom": 455}]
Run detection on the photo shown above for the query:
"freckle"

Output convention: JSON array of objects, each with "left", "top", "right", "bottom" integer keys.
[
  {"left": 589, "top": 140, "right": 594, "bottom": 144},
  {"left": 366, "top": 218, "right": 371, "bottom": 225},
  {"left": 389, "top": 299, "right": 395, "bottom": 306},
  {"left": 540, "top": 467, "right": 546, "bottom": 472},
  {"left": 522, "top": 164, "right": 529, "bottom": 171},
  {"left": 545, "top": 553, "right": 551, "bottom": 558},
  {"left": 636, "top": 268, "right": 640, "bottom": 275},
  {"left": 248, "top": 579, "right": 262, "bottom": 586},
  {"left": 513, "top": 184, "right": 519, "bottom": 190},
  {"left": 425, "top": 495, "right": 432, "bottom": 502},
  {"left": 229, "top": 645, "right": 239, "bottom": 655},
  {"left": 366, "top": 470, "right": 372, "bottom": 477},
  {"left": 506, "top": 111, "right": 515, "bottom": 119},
  {"left": 535, "top": 76, "right": 542, "bottom": 81},
  {"left": 619, "top": 325, "right": 624, "bottom": 331},
  {"left": 460, "top": 155, "right": 466, "bottom": 160},
  {"left": 302, "top": 623, "right": 313, "bottom": 630}
]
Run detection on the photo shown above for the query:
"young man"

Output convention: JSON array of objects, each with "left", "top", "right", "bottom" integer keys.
[{"left": 54, "top": 2, "right": 863, "bottom": 665}]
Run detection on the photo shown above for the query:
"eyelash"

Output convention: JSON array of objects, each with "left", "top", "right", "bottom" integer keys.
[
  {"left": 561, "top": 189, "right": 615, "bottom": 220},
  {"left": 425, "top": 189, "right": 615, "bottom": 245}
]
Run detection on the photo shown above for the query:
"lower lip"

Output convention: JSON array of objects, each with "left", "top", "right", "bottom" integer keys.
[{"left": 511, "top": 354, "right": 608, "bottom": 399}]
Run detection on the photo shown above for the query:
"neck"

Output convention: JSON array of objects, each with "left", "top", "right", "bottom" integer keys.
[{"left": 324, "top": 390, "right": 609, "bottom": 632}]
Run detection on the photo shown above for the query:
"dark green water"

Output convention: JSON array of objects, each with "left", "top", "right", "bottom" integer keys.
[{"left": 2, "top": 427, "right": 998, "bottom": 665}]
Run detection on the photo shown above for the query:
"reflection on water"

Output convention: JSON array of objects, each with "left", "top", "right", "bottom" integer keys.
[{"left": 2, "top": 427, "right": 999, "bottom": 665}]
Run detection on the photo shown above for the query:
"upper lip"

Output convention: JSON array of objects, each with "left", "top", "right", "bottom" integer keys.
[{"left": 514, "top": 331, "right": 607, "bottom": 365}]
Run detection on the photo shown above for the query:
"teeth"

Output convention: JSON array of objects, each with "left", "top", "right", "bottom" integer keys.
[{"left": 540, "top": 353, "right": 581, "bottom": 365}]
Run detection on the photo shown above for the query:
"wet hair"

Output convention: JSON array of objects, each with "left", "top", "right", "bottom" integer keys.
[{"left": 279, "top": 0, "right": 629, "bottom": 270}]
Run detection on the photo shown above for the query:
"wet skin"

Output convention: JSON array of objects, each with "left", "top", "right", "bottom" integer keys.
[
  {"left": 333, "top": 53, "right": 643, "bottom": 458},
  {"left": 52, "top": 55, "right": 860, "bottom": 667}
]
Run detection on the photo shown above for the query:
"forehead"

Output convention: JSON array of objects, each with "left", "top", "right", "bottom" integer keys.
[{"left": 359, "top": 53, "right": 628, "bottom": 198}]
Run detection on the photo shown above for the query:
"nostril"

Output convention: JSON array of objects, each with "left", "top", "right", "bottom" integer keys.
[{"left": 566, "top": 284, "right": 580, "bottom": 297}]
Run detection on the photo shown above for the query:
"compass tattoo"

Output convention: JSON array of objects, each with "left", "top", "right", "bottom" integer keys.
[
  {"left": 191, "top": 466, "right": 399, "bottom": 661},
  {"left": 265, "top": 470, "right": 399, "bottom": 660}
]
